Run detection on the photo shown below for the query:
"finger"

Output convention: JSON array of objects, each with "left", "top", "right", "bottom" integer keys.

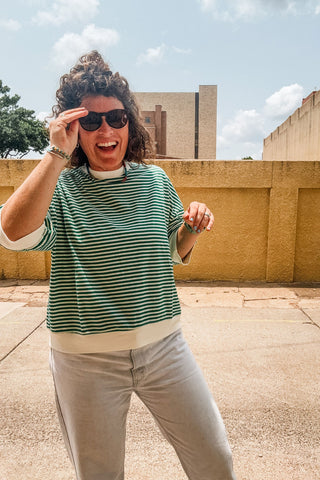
[
  {"left": 204, "top": 212, "right": 214, "bottom": 231},
  {"left": 184, "top": 202, "right": 199, "bottom": 227},
  {"left": 197, "top": 209, "right": 214, "bottom": 231},
  {"left": 59, "top": 107, "right": 88, "bottom": 123},
  {"left": 59, "top": 107, "right": 88, "bottom": 116},
  {"left": 66, "top": 119, "right": 80, "bottom": 140},
  {"left": 49, "top": 120, "right": 83, "bottom": 156},
  {"left": 182, "top": 208, "right": 191, "bottom": 221},
  {"left": 207, "top": 215, "right": 214, "bottom": 231},
  {"left": 50, "top": 109, "right": 87, "bottom": 136},
  {"left": 193, "top": 204, "right": 207, "bottom": 233},
  {"left": 183, "top": 202, "right": 205, "bottom": 233},
  {"left": 183, "top": 203, "right": 214, "bottom": 233},
  {"left": 199, "top": 210, "right": 214, "bottom": 231},
  {"left": 58, "top": 108, "right": 88, "bottom": 131}
]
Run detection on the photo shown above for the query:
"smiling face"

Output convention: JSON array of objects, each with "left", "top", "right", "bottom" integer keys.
[{"left": 78, "top": 95, "right": 129, "bottom": 171}]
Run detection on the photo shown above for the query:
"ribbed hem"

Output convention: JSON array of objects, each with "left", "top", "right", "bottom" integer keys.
[{"left": 49, "top": 316, "right": 181, "bottom": 354}]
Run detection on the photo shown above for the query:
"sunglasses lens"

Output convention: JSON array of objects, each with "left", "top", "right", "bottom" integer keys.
[
  {"left": 79, "top": 110, "right": 128, "bottom": 131},
  {"left": 106, "top": 110, "right": 128, "bottom": 129},
  {"left": 79, "top": 112, "right": 102, "bottom": 131}
]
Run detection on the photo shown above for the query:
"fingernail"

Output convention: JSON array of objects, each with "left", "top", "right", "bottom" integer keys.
[
  {"left": 194, "top": 226, "right": 197, "bottom": 231},
  {"left": 190, "top": 217, "right": 194, "bottom": 221},
  {"left": 197, "top": 229, "right": 201, "bottom": 233}
]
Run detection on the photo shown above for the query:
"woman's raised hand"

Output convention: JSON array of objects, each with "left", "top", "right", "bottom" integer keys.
[
  {"left": 49, "top": 107, "right": 88, "bottom": 156},
  {"left": 183, "top": 201, "right": 214, "bottom": 234}
]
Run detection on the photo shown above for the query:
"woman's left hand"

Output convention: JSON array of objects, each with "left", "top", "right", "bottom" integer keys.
[{"left": 183, "top": 201, "right": 214, "bottom": 234}]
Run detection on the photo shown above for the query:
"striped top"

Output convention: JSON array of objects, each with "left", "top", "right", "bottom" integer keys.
[{"left": 13, "top": 163, "right": 185, "bottom": 345}]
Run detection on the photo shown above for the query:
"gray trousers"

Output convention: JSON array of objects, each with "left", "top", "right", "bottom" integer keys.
[{"left": 50, "top": 329, "right": 236, "bottom": 480}]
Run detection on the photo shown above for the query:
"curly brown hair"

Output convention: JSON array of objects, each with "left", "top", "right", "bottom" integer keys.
[{"left": 52, "top": 51, "right": 154, "bottom": 167}]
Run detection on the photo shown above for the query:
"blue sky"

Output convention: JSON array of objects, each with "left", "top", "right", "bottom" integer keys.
[{"left": 1, "top": 0, "right": 320, "bottom": 159}]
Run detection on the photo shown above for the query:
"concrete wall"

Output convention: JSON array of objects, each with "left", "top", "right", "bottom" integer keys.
[
  {"left": 0, "top": 160, "right": 51, "bottom": 280},
  {"left": 263, "top": 90, "right": 320, "bottom": 161},
  {"left": 1, "top": 159, "right": 320, "bottom": 282},
  {"left": 134, "top": 86, "right": 217, "bottom": 159}
]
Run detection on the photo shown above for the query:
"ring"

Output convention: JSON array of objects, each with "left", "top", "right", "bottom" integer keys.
[
  {"left": 60, "top": 113, "right": 65, "bottom": 117},
  {"left": 204, "top": 212, "right": 211, "bottom": 218}
]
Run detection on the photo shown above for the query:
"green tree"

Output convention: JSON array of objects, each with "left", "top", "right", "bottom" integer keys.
[{"left": 0, "top": 80, "right": 49, "bottom": 158}]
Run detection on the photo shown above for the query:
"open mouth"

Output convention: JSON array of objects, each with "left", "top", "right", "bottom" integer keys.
[{"left": 97, "top": 141, "right": 118, "bottom": 152}]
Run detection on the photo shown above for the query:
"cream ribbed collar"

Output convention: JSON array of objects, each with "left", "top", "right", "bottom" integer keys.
[{"left": 80, "top": 161, "right": 130, "bottom": 180}]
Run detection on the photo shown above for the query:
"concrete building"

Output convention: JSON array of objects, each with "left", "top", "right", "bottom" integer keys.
[
  {"left": 134, "top": 85, "right": 217, "bottom": 159},
  {"left": 141, "top": 105, "right": 167, "bottom": 156},
  {"left": 263, "top": 90, "right": 320, "bottom": 161}
]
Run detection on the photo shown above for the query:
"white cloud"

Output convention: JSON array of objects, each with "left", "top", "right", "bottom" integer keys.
[
  {"left": 264, "top": 84, "right": 304, "bottom": 119},
  {"left": 0, "top": 19, "right": 21, "bottom": 31},
  {"left": 137, "top": 44, "right": 166, "bottom": 66},
  {"left": 172, "top": 46, "right": 192, "bottom": 55},
  {"left": 315, "top": 0, "right": 320, "bottom": 14},
  {"left": 219, "top": 109, "right": 266, "bottom": 144},
  {"left": 198, "top": 0, "right": 320, "bottom": 21},
  {"left": 52, "top": 24, "right": 119, "bottom": 68},
  {"left": 136, "top": 44, "right": 191, "bottom": 66},
  {"left": 33, "top": 0, "right": 99, "bottom": 26},
  {"left": 217, "top": 83, "right": 307, "bottom": 158},
  {"left": 217, "top": 109, "right": 266, "bottom": 158}
]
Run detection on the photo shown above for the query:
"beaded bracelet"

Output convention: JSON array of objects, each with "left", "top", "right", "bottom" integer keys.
[{"left": 47, "top": 145, "right": 72, "bottom": 162}]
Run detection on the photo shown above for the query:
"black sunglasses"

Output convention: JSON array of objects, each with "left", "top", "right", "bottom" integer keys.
[{"left": 79, "top": 109, "right": 128, "bottom": 131}]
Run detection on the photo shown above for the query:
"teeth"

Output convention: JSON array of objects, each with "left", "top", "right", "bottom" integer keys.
[{"left": 97, "top": 142, "right": 117, "bottom": 147}]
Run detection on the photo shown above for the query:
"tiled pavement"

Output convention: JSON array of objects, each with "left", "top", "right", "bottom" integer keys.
[{"left": 0, "top": 279, "right": 319, "bottom": 479}]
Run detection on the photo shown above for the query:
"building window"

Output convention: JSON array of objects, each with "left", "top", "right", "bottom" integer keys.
[{"left": 145, "top": 117, "right": 151, "bottom": 124}]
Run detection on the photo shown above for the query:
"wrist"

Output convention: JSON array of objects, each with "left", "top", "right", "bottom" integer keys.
[
  {"left": 183, "top": 222, "right": 202, "bottom": 235},
  {"left": 46, "top": 145, "right": 72, "bottom": 163}
]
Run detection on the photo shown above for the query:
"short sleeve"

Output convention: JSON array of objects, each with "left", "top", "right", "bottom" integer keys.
[
  {"left": 0, "top": 205, "right": 56, "bottom": 252},
  {"left": 166, "top": 176, "right": 184, "bottom": 239},
  {"left": 163, "top": 172, "right": 195, "bottom": 265},
  {"left": 0, "top": 185, "right": 60, "bottom": 253},
  {"left": 169, "top": 229, "right": 193, "bottom": 265},
  {"left": 0, "top": 205, "right": 46, "bottom": 249}
]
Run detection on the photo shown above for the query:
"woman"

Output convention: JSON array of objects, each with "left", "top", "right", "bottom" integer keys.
[{"left": 0, "top": 51, "right": 236, "bottom": 480}]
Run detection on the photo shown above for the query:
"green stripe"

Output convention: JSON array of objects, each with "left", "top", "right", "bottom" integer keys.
[{"left": 28, "top": 164, "right": 184, "bottom": 334}]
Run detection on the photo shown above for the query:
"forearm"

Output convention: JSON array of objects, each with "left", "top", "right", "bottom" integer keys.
[
  {"left": 1, "top": 153, "right": 65, "bottom": 241},
  {"left": 176, "top": 223, "right": 200, "bottom": 260},
  {"left": 1, "top": 107, "right": 88, "bottom": 242}
]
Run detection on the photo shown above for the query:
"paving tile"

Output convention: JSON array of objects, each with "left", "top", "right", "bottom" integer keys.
[
  {"left": 298, "top": 298, "right": 320, "bottom": 309},
  {"left": 244, "top": 298, "right": 298, "bottom": 309},
  {"left": 239, "top": 287, "right": 298, "bottom": 300},
  {"left": 0, "top": 306, "right": 46, "bottom": 360},
  {"left": 0, "top": 302, "right": 25, "bottom": 320},
  {"left": 302, "top": 309, "right": 320, "bottom": 328}
]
